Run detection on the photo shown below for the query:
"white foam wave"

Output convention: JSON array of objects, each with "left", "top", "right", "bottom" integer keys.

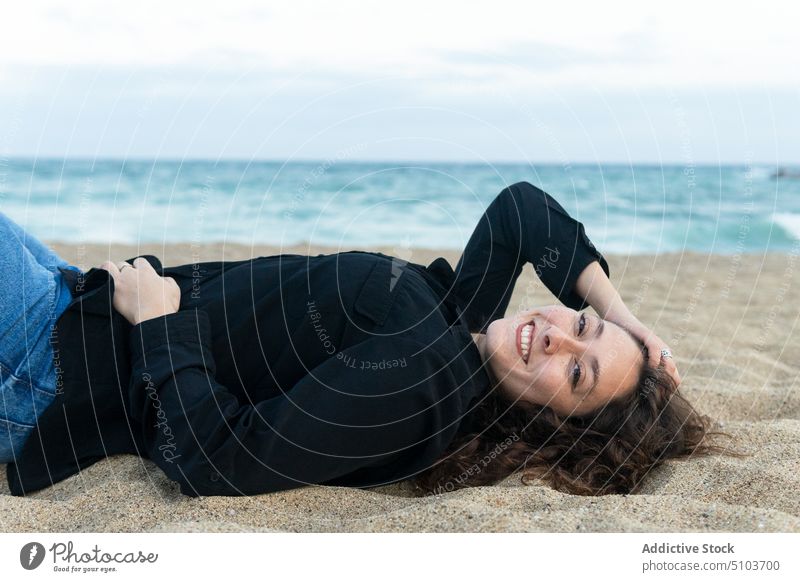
[{"left": 772, "top": 212, "right": 800, "bottom": 240}]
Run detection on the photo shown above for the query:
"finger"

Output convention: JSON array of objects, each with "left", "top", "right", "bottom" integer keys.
[
  {"left": 651, "top": 351, "right": 662, "bottom": 369},
  {"left": 167, "top": 277, "right": 181, "bottom": 304},
  {"left": 133, "top": 257, "right": 156, "bottom": 273},
  {"left": 663, "top": 359, "right": 681, "bottom": 385},
  {"left": 115, "top": 260, "right": 132, "bottom": 272},
  {"left": 656, "top": 345, "right": 672, "bottom": 367},
  {"left": 648, "top": 346, "right": 662, "bottom": 368},
  {"left": 99, "top": 260, "right": 121, "bottom": 280}
]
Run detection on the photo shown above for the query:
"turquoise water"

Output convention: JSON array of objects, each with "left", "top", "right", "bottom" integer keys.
[{"left": 1, "top": 158, "right": 798, "bottom": 254}]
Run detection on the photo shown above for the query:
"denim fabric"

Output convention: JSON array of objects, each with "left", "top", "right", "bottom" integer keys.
[{"left": 0, "top": 211, "right": 82, "bottom": 463}]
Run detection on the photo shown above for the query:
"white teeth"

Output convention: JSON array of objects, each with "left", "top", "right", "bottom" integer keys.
[{"left": 520, "top": 323, "right": 533, "bottom": 363}]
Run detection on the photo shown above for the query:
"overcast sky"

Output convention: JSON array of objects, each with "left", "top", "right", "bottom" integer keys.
[{"left": 1, "top": 0, "right": 798, "bottom": 163}]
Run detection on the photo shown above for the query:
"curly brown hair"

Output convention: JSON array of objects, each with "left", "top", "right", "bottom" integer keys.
[{"left": 411, "top": 338, "right": 746, "bottom": 496}]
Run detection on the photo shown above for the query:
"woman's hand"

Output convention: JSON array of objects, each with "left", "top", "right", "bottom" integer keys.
[
  {"left": 99, "top": 257, "right": 181, "bottom": 325},
  {"left": 604, "top": 310, "right": 682, "bottom": 388}
]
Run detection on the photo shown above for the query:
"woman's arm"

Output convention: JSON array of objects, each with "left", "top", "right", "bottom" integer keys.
[
  {"left": 452, "top": 181, "right": 681, "bottom": 386},
  {"left": 575, "top": 260, "right": 682, "bottom": 386},
  {"left": 104, "top": 255, "right": 460, "bottom": 495},
  {"left": 573, "top": 260, "right": 627, "bottom": 319},
  {"left": 127, "top": 309, "right": 460, "bottom": 496},
  {"left": 453, "top": 181, "right": 610, "bottom": 333}
]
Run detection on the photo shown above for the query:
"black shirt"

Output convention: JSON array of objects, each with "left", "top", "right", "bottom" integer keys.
[{"left": 5, "top": 181, "right": 609, "bottom": 496}]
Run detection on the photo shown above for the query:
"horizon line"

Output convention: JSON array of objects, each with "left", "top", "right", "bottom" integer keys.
[{"left": 1, "top": 155, "right": 791, "bottom": 167}]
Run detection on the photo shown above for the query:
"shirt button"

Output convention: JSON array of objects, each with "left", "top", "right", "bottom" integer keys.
[{"left": 209, "top": 472, "right": 220, "bottom": 482}]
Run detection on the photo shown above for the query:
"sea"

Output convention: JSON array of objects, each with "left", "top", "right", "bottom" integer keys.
[{"left": 1, "top": 158, "right": 799, "bottom": 255}]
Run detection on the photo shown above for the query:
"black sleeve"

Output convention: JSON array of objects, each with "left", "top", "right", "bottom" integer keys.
[
  {"left": 453, "top": 181, "right": 610, "bottom": 333},
  {"left": 127, "top": 309, "right": 457, "bottom": 496}
]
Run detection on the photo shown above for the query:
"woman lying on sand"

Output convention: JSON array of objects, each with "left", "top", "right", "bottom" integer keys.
[{"left": 1, "top": 181, "right": 732, "bottom": 497}]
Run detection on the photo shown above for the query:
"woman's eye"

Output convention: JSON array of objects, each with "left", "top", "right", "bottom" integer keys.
[
  {"left": 571, "top": 361, "right": 582, "bottom": 389},
  {"left": 578, "top": 313, "right": 587, "bottom": 336}
]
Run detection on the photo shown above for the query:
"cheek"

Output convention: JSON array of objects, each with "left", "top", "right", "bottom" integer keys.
[
  {"left": 485, "top": 321, "right": 502, "bottom": 351},
  {"left": 529, "top": 362, "right": 564, "bottom": 400},
  {"left": 486, "top": 322, "right": 512, "bottom": 363},
  {"left": 484, "top": 330, "right": 508, "bottom": 378}
]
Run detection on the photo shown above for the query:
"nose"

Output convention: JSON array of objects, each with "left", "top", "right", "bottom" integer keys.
[{"left": 542, "top": 325, "right": 580, "bottom": 355}]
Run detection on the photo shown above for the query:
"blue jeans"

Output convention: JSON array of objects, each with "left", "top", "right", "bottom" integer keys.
[{"left": 0, "top": 211, "right": 82, "bottom": 463}]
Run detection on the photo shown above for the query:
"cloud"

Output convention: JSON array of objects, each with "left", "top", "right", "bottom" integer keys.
[
  {"left": 1, "top": 1, "right": 798, "bottom": 162},
  {"left": 440, "top": 32, "right": 664, "bottom": 72}
]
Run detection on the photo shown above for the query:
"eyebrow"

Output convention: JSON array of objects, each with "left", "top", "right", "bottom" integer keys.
[{"left": 586, "top": 356, "right": 600, "bottom": 396}]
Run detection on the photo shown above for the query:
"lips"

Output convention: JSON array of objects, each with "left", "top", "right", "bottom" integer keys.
[{"left": 516, "top": 319, "right": 535, "bottom": 363}]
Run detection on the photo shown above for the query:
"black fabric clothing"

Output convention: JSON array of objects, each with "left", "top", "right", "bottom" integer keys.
[{"left": 5, "top": 181, "right": 609, "bottom": 496}]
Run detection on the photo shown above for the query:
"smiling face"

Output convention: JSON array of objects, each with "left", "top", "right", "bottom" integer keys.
[{"left": 477, "top": 305, "right": 644, "bottom": 417}]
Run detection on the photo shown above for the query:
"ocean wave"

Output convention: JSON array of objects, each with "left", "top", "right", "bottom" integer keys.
[
  {"left": 3, "top": 159, "right": 800, "bottom": 253},
  {"left": 772, "top": 212, "right": 800, "bottom": 240}
]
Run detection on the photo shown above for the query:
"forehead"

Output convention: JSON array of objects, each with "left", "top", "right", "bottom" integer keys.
[{"left": 584, "top": 318, "right": 642, "bottom": 398}]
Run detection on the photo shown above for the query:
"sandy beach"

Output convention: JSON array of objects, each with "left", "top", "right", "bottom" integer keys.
[{"left": 2, "top": 242, "right": 799, "bottom": 533}]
